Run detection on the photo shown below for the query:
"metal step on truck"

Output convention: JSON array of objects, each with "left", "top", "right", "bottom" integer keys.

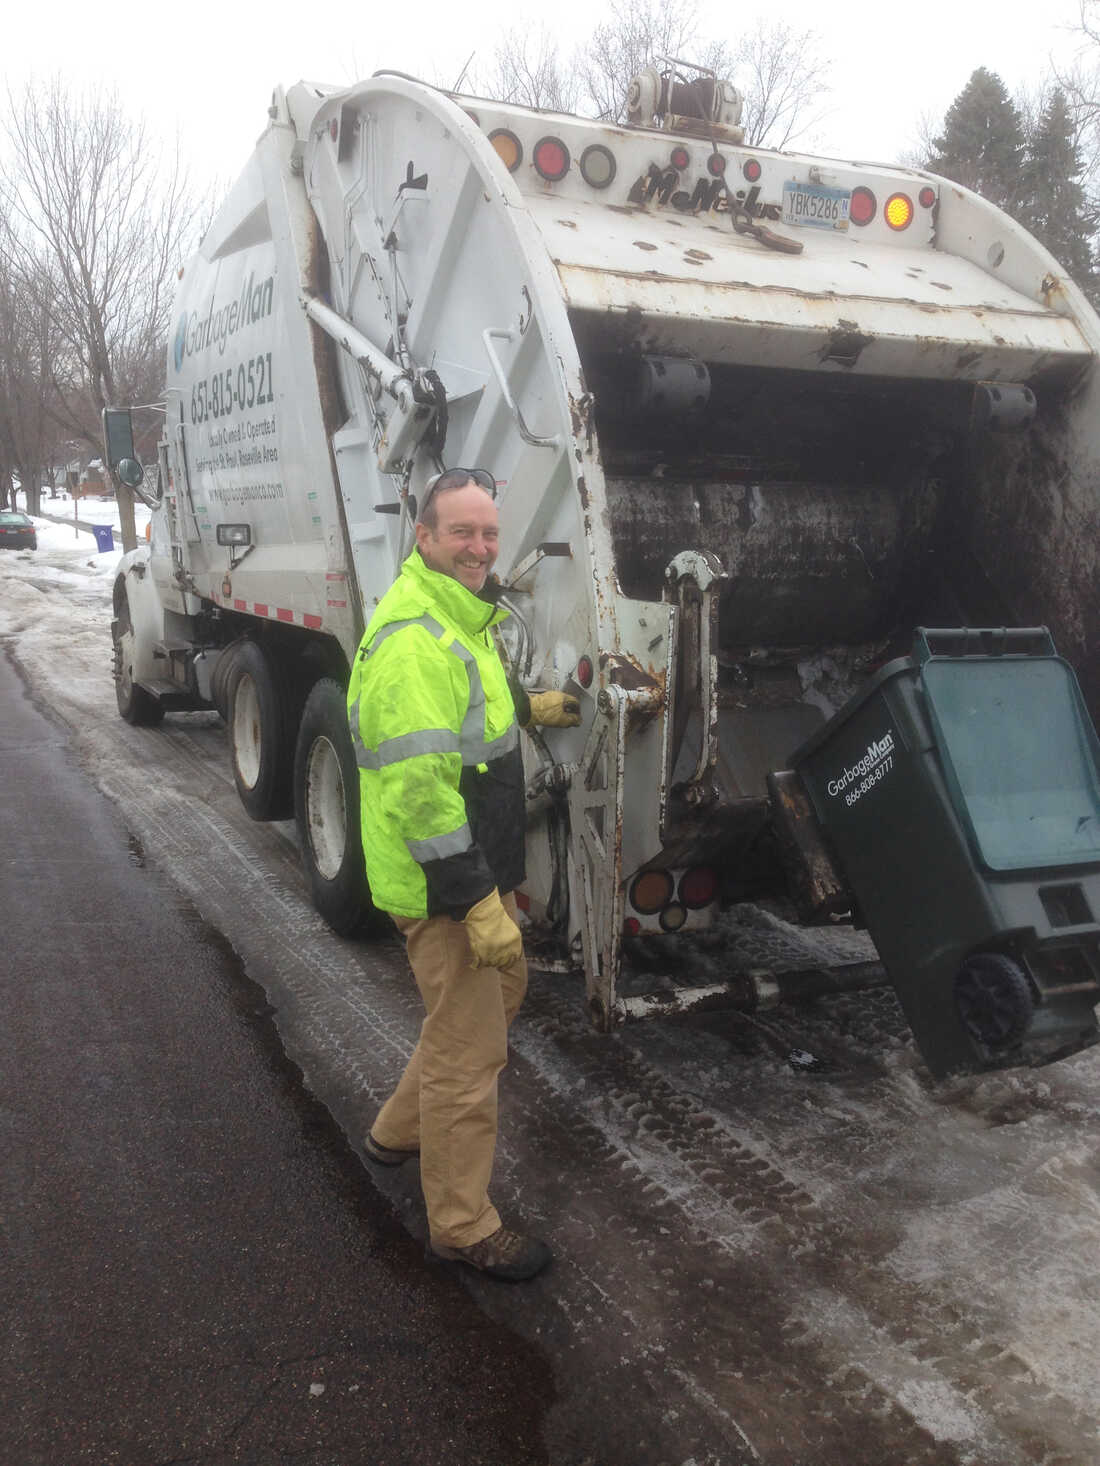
[{"left": 107, "top": 60, "right": 1100, "bottom": 1077}]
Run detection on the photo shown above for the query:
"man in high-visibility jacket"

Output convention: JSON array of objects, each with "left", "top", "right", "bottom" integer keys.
[{"left": 348, "top": 467, "right": 579, "bottom": 1282}]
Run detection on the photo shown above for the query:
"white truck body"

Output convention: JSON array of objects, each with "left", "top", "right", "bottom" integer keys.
[{"left": 114, "top": 70, "right": 1100, "bottom": 1074}]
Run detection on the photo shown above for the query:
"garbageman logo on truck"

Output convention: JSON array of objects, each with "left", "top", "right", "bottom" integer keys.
[
  {"left": 173, "top": 272, "right": 275, "bottom": 371},
  {"left": 827, "top": 730, "right": 896, "bottom": 807}
]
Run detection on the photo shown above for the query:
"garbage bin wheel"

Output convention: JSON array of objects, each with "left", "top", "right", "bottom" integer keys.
[{"left": 954, "top": 952, "right": 1035, "bottom": 1050}]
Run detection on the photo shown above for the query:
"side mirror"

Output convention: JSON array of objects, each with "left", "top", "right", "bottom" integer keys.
[
  {"left": 102, "top": 407, "right": 136, "bottom": 467},
  {"left": 116, "top": 458, "right": 145, "bottom": 489}
]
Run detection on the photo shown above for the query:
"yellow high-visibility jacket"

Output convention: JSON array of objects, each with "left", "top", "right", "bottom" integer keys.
[{"left": 347, "top": 550, "right": 524, "bottom": 919}]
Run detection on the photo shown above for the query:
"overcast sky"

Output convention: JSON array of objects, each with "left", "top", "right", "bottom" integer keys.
[{"left": 2, "top": 0, "right": 1092, "bottom": 192}]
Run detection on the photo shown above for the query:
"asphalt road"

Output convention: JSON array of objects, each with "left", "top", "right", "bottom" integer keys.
[{"left": 0, "top": 648, "right": 553, "bottom": 1466}]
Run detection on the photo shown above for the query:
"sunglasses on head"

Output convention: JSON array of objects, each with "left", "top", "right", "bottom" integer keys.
[{"left": 417, "top": 467, "right": 497, "bottom": 519}]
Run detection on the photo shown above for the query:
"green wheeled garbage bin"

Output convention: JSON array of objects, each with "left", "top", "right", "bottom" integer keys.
[{"left": 790, "top": 628, "right": 1100, "bottom": 1077}]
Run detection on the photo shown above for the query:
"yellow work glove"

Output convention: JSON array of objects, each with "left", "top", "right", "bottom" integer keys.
[
  {"left": 527, "top": 691, "right": 582, "bottom": 728},
  {"left": 464, "top": 889, "right": 524, "bottom": 969}
]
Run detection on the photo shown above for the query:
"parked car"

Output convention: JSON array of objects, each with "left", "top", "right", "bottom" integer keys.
[{"left": 0, "top": 511, "right": 37, "bottom": 550}]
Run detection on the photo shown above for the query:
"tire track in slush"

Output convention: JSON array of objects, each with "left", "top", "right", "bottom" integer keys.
[{"left": 512, "top": 982, "right": 1096, "bottom": 1466}]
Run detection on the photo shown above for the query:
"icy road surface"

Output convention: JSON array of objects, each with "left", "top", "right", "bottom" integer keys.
[{"left": 2, "top": 523, "right": 1099, "bottom": 1466}]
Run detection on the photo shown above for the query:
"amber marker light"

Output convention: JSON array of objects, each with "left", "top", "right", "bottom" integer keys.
[
  {"left": 489, "top": 129, "right": 523, "bottom": 172},
  {"left": 885, "top": 192, "right": 914, "bottom": 230},
  {"left": 630, "top": 870, "right": 675, "bottom": 915}
]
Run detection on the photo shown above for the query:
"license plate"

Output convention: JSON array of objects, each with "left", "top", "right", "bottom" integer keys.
[{"left": 782, "top": 181, "right": 850, "bottom": 231}]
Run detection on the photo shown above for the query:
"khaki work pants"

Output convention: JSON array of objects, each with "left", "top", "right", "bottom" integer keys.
[{"left": 371, "top": 892, "right": 528, "bottom": 1249}]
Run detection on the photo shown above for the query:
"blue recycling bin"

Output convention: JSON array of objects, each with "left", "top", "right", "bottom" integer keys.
[{"left": 91, "top": 524, "right": 114, "bottom": 552}]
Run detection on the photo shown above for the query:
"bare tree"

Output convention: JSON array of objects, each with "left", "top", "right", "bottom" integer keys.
[
  {"left": 475, "top": 1, "right": 830, "bottom": 158},
  {"left": 733, "top": 20, "right": 831, "bottom": 150},
  {"left": 1, "top": 79, "right": 199, "bottom": 548},
  {"left": 480, "top": 27, "right": 581, "bottom": 113},
  {"left": 0, "top": 246, "right": 66, "bottom": 515},
  {"left": 578, "top": 0, "right": 719, "bottom": 121}
]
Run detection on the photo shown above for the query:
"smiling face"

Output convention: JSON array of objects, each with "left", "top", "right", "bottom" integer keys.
[{"left": 415, "top": 481, "right": 499, "bottom": 593}]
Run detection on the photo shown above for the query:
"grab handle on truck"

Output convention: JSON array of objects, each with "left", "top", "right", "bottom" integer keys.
[{"left": 482, "top": 329, "right": 561, "bottom": 449}]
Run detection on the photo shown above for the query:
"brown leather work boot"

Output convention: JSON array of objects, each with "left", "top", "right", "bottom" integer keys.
[{"left": 431, "top": 1226, "right": 552, "bottom": 1281}]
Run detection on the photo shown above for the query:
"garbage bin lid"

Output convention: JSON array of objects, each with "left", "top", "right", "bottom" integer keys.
[{"left": 923, "top": 655, "right": 1100, "bottom": 872}]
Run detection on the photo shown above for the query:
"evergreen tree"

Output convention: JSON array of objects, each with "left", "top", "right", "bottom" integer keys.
[
  {"left": 927, "top": 68, "right": 1025, "bottom": 211},
  {"left": 1018, "top": 88, "right": 1096, "bottom": 289}
]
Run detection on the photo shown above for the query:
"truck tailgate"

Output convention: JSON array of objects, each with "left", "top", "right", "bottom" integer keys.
[{"left": 526, "top": 194, "right": 1091, "bottom": 381}]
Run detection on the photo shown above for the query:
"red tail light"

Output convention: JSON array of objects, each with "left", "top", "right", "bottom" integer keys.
[
  {"left": 850, "top": 186, "right": 876, "bottom": 226},
  {"left": 679, "top": 866, "right": 718, "bottom": 908},
  {"left": 533, "top": 136, "right": 570, "bottom": 182}
]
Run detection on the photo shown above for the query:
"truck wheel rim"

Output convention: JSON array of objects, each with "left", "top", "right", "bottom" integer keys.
[
  {"left": 115, "top": 628, "right": 134, "bottom": 701},
  {"left": 305, "top": 734, "right": 346, "bottom": 880},
  {"left": 233, "top": 674, "right": 262, "bottom": 789}
]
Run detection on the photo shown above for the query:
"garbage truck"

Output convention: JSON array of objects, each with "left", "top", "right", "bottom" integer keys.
[{"left": 108, "top": 63, "right": 1100, "bottom": 1076}]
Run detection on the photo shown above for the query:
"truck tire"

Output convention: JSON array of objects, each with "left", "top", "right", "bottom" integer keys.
[
  {"left": 294, "top": 677, "right": 385, "bottom": 936},
  {"left": 112, "top": 588, "right": 164, "bottom": 727},
  {"left": 209, "top": 637, "right": 248, "bottom": 722},
  {"left": 227, "top": 640, "right": 296, "bottom": 821}
]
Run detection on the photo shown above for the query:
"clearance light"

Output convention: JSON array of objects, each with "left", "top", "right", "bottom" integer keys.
[
  {"left": 670, "top": 146, "right": 690, "bottom": 170},
  {"left": 679, "top": 866, "right": 719, "bottom": 909},
  {"left": 580, "top": 144, "right": 616, "bottom": 189},
  {"left": 850, "top": 186, "right": 876, "bottom": 225},
  {"left": 630, "top": 870, "right": 675, "bottom": 915},
  {"left": 624, "top": 916, "right": 641, "bottom": 936},
  {"left": 660, "top": 903, "right": 688, "bottom": 932},
  {"left": 533, "top": 136, "right": 570, "bottom": 182},
  {"left": 742, "top": 158, "right": 761, "bottom": 182},
  {"left": 576, "top": 655, "right": 594, "bottom": 688},
  {"left": 489, "top": 129, "right": 523, "bottom": 172},
  {"left": 885, "top": 192, "right": 914, "bottom": 230},
  {"left": 918, "top": 185, "right": 936, "bottom": 208},
  {"left": 707, "top": 153, "right": 726, "bottom": 177}
]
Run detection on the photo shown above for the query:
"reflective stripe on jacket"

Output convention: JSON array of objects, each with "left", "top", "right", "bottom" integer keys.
[{"left": 347, "top": 549, "right": 524, "bottom": 919}]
